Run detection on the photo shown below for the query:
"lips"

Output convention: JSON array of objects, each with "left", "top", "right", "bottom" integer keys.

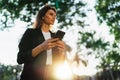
[{"left": 51, "top": 20, "right": 55, "bottom": 23}]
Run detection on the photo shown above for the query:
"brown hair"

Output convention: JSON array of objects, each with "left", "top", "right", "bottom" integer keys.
[{"left": 33, "top": 5, "right": 56, "bottom": 29}]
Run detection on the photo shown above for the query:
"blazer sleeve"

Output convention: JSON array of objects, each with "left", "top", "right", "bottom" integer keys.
[{"left": 17, "top": 28, "right": 34, "bottom": 64}]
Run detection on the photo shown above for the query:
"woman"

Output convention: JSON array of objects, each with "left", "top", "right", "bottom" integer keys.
[{"left": 17, "top": 5, "right": 66, "bottom": 80}]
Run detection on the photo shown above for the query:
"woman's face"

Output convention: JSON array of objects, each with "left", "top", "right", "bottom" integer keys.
[{"left": 42, "top": 9, "right": 56, "bottom": 25}]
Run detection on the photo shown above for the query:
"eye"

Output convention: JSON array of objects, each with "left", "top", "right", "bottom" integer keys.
[
  {"left": 49, "top": 13, "right": 56, "bottom": 18},
  {"left": 50, "top": 13, "right": 53, "bottom": 16}
]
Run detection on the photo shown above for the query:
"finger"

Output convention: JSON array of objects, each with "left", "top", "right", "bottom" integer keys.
[
  {"left": 56, "top": 41, "right": 65, "bottom": 47},
  {"left": 49, "top": 38, "right": 59, "bottom": 42},
  {"left": 48, "top": 42, "right": 57, "bottom": 49},
  {"left": 56, "top": 40, "right": 64, "bottom": 44}
]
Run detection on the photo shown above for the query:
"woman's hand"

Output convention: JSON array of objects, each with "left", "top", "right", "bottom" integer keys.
[
  {"left": 41, "top": 38, "right": 59, "bottom": 50},
  {"left": 55, "top": 40, "right": 66, "bottom": 53},
  {"left": 32, "top": 38, "right": 59, "bottom": 57},
  {"left": 52, "top": 40, "right": 66, "bottom": 65}
]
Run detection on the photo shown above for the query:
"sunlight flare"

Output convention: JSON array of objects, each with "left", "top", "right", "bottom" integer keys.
[{"left": 54, "top": 61, "right": 73, "bottom": 80}]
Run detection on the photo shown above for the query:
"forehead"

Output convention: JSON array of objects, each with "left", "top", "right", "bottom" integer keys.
[{"left": 46, "top": 9, "right": 56, "bottom": 15}]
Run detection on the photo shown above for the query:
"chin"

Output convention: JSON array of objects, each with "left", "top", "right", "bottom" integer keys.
[{"left": 50, "top": 23, "right": 54, "bottom": 25}]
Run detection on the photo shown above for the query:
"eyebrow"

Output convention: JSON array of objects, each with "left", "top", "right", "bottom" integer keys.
[{"left": 49, "top": 11, "right": 56, "bottom": 16}]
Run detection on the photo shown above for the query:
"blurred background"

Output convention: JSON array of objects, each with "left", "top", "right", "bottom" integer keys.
[{"left": 0, "top": 0, "right": 120, "bottom": 80}]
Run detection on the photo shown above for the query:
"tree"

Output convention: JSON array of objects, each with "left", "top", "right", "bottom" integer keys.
[
  {"left": 0, "top": 0, "right": 86, "bottom": 30},
  {"left": 94, "top": 0, "right": 120, "bottom": 78},
  {"left": 95, "top": 0, "right": 120, "bottom": 41},
  {"left": 0, "top": 63, "right": 22, "bottom": 80}
]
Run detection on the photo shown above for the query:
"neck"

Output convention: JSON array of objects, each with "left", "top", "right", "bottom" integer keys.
[{"left": 41, "top": 23, "right": 51, "bottom": 32}]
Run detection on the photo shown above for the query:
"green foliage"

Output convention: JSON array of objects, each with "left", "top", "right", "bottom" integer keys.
[
  {"left": 77, "top": 29, "right": 120, "bottom": 72},
  {"left": 95, "top": 0, "right": 120, "bottom": 71},
  {"left": 95, "top": 0, "right": 120, "bottom": 41},
  {"left": 0, "top": 63, "right": 22, "bottom": 80},
  {"left": 78, "top": 31, "right": 110, "bottom": 51},
  {"left": 0, "top": 0, "right": 86, "bottom": 30},
  {"left": 96, "top": 41, "right": 120, "bottom": 71}
]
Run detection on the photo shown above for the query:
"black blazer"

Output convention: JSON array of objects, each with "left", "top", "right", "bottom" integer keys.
[{"left": 17, "top": 28, "right": 62, "bottom": 80}]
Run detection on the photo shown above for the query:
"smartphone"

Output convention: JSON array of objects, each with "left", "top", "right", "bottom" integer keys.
[{"left": 53, "top": 30, "right": 65, "bottom": 40}]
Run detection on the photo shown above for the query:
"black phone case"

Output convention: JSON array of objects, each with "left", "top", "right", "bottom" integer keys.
[{"left": 54, "top": 30, "right": 65, "bottom": 40}]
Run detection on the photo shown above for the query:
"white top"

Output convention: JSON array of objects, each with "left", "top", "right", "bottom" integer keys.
[{"left": 42, "top": 31, "right": 52, "bottom": 65}]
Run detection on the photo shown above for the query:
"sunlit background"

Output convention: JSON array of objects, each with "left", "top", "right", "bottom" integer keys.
[{"left": 0, "top": 0, "right": 117, "bottom": 80}]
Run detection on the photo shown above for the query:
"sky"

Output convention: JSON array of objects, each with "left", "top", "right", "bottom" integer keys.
[
  {"left": 0, "top": 0, "right": 114, "bottom": 76},
  {"left": 0, "top": 21, "right": 27, "bottom": 65}
]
